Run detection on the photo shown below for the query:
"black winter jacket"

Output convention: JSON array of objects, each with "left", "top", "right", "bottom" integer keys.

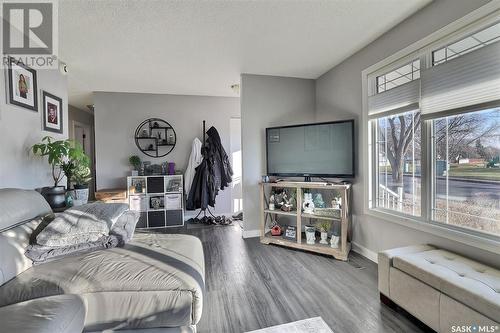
[{"left": 186, "top": 126, "right": 233, "bottom": 210}]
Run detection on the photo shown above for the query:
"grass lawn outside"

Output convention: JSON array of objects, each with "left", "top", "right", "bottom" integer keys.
[{"left": 448, "top": 165, "right": 500, "bottom": 181}]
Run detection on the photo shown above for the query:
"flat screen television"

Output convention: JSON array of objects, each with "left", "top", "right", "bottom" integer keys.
[{"left": 266, "top": 120, "right": 355, "bottom": 178}]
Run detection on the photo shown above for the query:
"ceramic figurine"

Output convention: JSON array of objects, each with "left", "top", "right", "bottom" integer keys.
[
  {"left": 331, "top": 197, "right": 342, "bottom": 209},
  {"left": 280, "top": 192, "right": 293, "bottom": 211},
  {"left": 271, "top": 224, "right": 282, "bottom": 236},
  {"left": 330, "top": 235, "right": 340, "bottom": 248},
  {"left": 313, "top": 193, "right": 325, "bottom": 208},
  {"left": 302, "top": 193, "right": 315, "bottom": 214},
  {"left": 269, "top": 194, "right": 275, "bottom": 210}
]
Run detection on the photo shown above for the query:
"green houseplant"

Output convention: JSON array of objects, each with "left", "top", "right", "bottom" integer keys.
[
  {"left": 32, "top": 136, "right": 91, "bottom": 208},
  {"left": 129, "top": 155, "right": 142, "bottom": 176},
  {"left": 316, "top": 221, "right": 332, "bottom": 245},
  {"left": 32, "top": 137, "right": 72, "bottom": 208},
  {"left": 61, "top": 141, "right": 90, "bottom": 190}
]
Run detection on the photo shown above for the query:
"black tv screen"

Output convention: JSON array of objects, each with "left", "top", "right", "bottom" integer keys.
[{"left": 266, "top": 120, "right": 354, "bottom": 178}]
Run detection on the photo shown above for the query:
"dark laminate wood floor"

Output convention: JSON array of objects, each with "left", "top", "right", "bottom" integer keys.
[{"left": 159, "top": 222, "right": 425, "bottom": 333}]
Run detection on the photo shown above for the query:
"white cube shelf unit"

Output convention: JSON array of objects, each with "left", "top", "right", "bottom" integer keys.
[{"left": 127, "top": 175, "right": 184, "bottom": 229}]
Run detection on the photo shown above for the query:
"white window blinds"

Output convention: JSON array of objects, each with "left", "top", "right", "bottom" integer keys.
[
  {"left": 368, "top": 79, "right": 420, "bottom": 117},
  {"left": 421, "top": 41, "right": 500, "bottom": 116}
]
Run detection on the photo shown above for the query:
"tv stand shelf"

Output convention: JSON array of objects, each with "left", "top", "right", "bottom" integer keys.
[{"left": 259, "top": 181, "right": 352, "bottom": 261}]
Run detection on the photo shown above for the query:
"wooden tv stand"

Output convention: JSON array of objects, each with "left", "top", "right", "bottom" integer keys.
[{"left": 259, "top": 181, "right": 352, "bottom": 261}]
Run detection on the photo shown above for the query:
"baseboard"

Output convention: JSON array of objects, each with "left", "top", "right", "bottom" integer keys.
[
  {"left": 242, "top": 229, "right": 260, "bottom": 239},
  {"left": 352, "top": 242, "right": 378, "bottom": 263}
]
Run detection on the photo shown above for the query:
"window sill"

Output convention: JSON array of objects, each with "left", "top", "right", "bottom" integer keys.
[{"left": 366, "top": 208, "right": 500, "bottom": 254}]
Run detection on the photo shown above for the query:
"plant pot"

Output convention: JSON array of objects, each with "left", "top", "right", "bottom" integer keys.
[
  {"left": 73, "top": 185, "right": 89, "bottom": 206},
  {"left": 41, "top": 186, "right": 66, "bottom": 208},
  {"left": 131, "top": 170, "right": 139, "bottom": 176},
  {"left": 305, "top": 225, "right": 316, "bottom": 245},
  {"left": 320, "top": 231, "right": 328, "bottom": 244}
]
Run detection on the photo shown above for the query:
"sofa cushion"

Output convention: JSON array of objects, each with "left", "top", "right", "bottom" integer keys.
[
  {"left": 0, "top": 233, "right": 205, "bottom": 329},
  {"left": 0, "top": 217, "right": 45, "bottom": 286},
  {"left": 0, "top": 294, "right": 85, "bottom": 333},
  {"left": 0, "top": 188, "right": 51, "bottom": 232},
  {"left": 0, "top": 188, "right": 52, "bottom": 232},
  {"left": 393, "top": 249, "right": 500, "bottom": 321}
]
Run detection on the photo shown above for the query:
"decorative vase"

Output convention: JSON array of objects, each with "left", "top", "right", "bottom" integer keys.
[
  {"left": 41, "top": 186, "right": 66, "bottom": 208},
  {"left": 320, "top": 231, "right": 328, "bottom": 244},
  {"left": 305, "top": 225, "right": 316, "bottom": 245},
  {"left": 65, "top": 190, "right": 75, "bottom": 208},
  {"left": 330, "top": 235, "right": 340, "bottom": 248},
  {"left": 302, "top": 193, "right": 315, "bottom": 214}
]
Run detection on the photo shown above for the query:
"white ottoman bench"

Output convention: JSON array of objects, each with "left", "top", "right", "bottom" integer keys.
[{"left": 378, "top": 245, "right": 499, "bottom": 332}]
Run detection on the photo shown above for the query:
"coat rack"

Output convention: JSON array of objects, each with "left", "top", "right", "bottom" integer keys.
[{"left": 189, "top": 120, "right": 230, "bottom": 224}]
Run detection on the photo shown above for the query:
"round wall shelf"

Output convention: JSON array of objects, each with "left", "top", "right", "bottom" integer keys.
[{"left": 134, "top": 118, "right": 177, "bottom": 158}]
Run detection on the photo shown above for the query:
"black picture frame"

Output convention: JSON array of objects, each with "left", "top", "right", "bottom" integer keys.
[
  {"left": 283, "top": 225, "right": 297, "bottom": 240},
  {"left": 7, "top": 57, "right": 38, "bottom": 112},
  {"left": 42, "top": 91, "right": 63, "bottom": 134}
]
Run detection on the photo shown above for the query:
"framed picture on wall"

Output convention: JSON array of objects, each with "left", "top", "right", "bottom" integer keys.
[
  {"left": 42, "top": 91, "right": 63, "bottom": 133},
  {"left": 7, "top": 57, "right": 38, "bottom": 111}
]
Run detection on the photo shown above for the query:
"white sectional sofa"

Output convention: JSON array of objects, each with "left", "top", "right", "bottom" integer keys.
[
  {"left": 0, "top": 189, "right": 205, "bottom": 332},
  {"left": 378, "top": 245, "right": 499, "bottom": 332}
]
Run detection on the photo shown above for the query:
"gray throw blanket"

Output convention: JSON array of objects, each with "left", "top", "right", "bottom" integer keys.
[
  {"left": 36, "top": 203, "right": 129, "bottom": 247},
  {"left": 25, "top": 204, "right": 139, "bottom": 264}
]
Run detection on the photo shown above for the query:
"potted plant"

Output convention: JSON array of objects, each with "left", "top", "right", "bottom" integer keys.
[
  {"left": 129, "top": 155, "right": 141, "bottom": 176},
  {"left": 61, "top": 141, "right": 90, "bottom": 192},
  {"left": 32, "top": 136, "right": 72, "bottom": 208},
  {"left": 316, "top": 221, "right": 332, "bottom": 245},
  {"left": 71, "top": 165, "right": 92, "bottom": 206}
]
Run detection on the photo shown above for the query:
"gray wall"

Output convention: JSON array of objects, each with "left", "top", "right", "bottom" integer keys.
[
  {"left": 240, "top": 74, "right": 316, "bottom": 234},
  {"left": 93, "top": 92, "right": 239, "bottom": 214},
  {"left": 0, "top": 68, "right": 68, "bottom": 189},
  {"left": 315, "top": 0, "right": 498, "bottom": 266}
]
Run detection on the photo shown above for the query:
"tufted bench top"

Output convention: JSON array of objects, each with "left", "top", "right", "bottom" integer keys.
[{"left": 393, "top": 249, "right": 500, "bottom": 321}]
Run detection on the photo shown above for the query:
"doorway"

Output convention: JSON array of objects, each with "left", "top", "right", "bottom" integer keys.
[
  {"left": 72, "top": 120, "right": 95, "bottom": 199},
  {"left": 230, "top": 117, "right": 242, "bottom": 215}
]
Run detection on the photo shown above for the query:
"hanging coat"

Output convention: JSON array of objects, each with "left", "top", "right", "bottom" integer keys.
[
  {"left": 184, "top": 137, "right": 203, "bottom": 197},
  {"left": 186, "top": 126, "right": 233, "bottom": 210}
]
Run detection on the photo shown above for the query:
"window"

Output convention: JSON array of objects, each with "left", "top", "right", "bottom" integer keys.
[
  {"left": 375, "top": 110, "right": 421, "bottom": 216},
  {"left": 432, "top": 21, "right": 500, "bottom": 65},
  {"left": 376, "top": 60, "right": 420, "bottom": 93},
  {"left": 365, "top": 10, "right": 500, "bottom": 243},
  {"left": 432, "top": 108, "right": 500, "bottom": 236}
]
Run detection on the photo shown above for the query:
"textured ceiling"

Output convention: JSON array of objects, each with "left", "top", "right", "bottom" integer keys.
[{"left": 59, "top": 0, "right": 431, "bottom": 109}]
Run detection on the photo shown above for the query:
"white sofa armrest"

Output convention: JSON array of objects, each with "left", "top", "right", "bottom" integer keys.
[{"left": 378, "top": 244, "right": 436, "bottom": 297}]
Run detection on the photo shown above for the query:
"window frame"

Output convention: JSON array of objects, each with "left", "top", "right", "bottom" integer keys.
[{"left": 361, "top": 3, "right": 500, "bottom": 253}]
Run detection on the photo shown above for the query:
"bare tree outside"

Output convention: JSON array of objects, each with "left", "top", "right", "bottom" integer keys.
[{"left": 376, "top": 108, "right": 500, "bottom": 235}]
